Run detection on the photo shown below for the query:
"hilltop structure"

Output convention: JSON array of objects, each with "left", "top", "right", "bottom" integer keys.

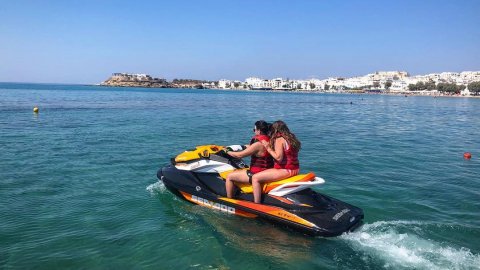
[
  {"left": 100, "top": 73, "right": 214, "bottom": 89},
  {"left": 101, "top": 73, "right": 168, "bottom": 88}
]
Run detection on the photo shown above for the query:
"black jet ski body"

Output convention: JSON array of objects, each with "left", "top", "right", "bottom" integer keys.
[{"left": 157, "top": 145, "right": 363, "bottom": 237}]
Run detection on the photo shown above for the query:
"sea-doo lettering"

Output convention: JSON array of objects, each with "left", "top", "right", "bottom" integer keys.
[
  {"left": 192, "top": 195, "right": 235, "bottom": 214},
  {"left": 333, "top": 209, "right": 350, "bottom": 221}
]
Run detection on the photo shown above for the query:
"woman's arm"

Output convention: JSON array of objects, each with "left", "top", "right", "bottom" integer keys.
[
  {"left": 227, "top": 142, "right": 261, "bottom": 158},
  {"left": 262, "top": 138, "right": 285, "bottom": 161}
]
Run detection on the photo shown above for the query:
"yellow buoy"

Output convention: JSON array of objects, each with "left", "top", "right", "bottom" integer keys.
[{"left": 33, "top": 107, "right": 39, "bottom": 113}]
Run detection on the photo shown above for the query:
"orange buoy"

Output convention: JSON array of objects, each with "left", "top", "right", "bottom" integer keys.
[{"left": 463, "top": 152, "right": 472, "bottom": 159}]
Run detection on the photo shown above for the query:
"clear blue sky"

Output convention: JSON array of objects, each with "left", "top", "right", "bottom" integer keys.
[{"left": 1, "top": 0, "right": 479, "bottom": 83}]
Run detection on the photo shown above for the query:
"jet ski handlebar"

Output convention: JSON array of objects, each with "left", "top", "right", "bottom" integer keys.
[{"left": 225, "top": 145, "right": 247, "bottom": 152}]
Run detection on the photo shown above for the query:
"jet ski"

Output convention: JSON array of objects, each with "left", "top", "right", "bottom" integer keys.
[{"left": 157, "top": 145, "right": 364, "bottom": 237}]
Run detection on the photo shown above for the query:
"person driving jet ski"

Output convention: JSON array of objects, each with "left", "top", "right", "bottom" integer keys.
[{"left": 225, "top": 120, "right": 274, "bottom": 199}]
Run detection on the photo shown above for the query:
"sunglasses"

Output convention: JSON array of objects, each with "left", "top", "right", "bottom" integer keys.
[{"left": 253, "top": 128, "right": 257, "bottom": 132}]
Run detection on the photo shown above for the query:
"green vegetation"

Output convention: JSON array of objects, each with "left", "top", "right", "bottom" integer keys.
[
  {"left": 344, "top": 85, "right": 374, "bottom": 91},
  {"left": 468, "top": 81, "right": 480, "bottom": 95},
  {"left": 437, "top": 83, "right": 465, "bottom": 94},
  {"left": 385, "top": 81, "right": 392, "bottom": 89},
  {"left": 408, "top": 81, "right": 436, "bottom": 91}
]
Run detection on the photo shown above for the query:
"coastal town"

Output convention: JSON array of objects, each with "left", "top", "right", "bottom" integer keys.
[{"left": 100, "top": 71, "right": 480, "bottom": 96}]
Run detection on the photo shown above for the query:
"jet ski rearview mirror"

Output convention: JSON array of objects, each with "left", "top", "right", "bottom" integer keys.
[{"left": 200, "top": 150, "right": 210, "bottom": 158}]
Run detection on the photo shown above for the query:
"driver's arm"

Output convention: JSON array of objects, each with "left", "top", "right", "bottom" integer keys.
[{"left": 227, "top": 142, "right": 261, "bottom": 159}]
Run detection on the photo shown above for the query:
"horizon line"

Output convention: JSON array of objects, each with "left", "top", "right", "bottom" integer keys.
[{"left": 1, "top": 69, "right": 480, "bottom": 85}]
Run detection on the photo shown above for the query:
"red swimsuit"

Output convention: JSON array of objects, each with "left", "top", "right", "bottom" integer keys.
[{"left": 249, "top": 135, "right": 274, "bottom": 174}]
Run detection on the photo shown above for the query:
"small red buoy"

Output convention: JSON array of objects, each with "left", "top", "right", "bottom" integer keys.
[{"left": 463, "top": 152, "right": 472, "bottom": 159}]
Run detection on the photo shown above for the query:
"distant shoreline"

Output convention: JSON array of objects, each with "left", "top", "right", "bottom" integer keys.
[
  {"left": 96, "top": 84, "right": 480, "bottom": 98},
  {"left": 1, "top": 81, "right": 477, "bottom": 98},
  {"left": 97, "top": 71, "right": 480, "bottom": 98}
]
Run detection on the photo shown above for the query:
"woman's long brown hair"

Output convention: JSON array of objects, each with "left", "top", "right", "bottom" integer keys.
[{"left": 268, "top": 120, "right": 301, "bottom": 151}]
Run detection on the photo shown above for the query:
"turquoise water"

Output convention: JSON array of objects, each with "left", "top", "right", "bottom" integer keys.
[{"left": 1, "top": 83, "right": 479, "bottom": 269}]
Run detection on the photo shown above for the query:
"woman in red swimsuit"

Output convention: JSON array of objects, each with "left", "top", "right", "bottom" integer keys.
[
  {"left": 252, "top": 120, "right": 301, "bottom": 203},
  {"left": 225, "top": 120, "right": 273, "bottom": 199}
]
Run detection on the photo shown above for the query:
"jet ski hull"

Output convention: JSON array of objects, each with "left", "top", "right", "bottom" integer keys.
[{"left": 158, "top": 164, "right": 363, "bottom": 237}]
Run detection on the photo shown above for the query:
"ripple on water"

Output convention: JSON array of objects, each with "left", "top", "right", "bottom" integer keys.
[{"left": 341, "top": 220, "right": 480, "bottom": 270}]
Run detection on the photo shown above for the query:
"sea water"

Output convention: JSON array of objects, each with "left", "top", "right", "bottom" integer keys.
[{"left": 0, "top": 83, "right": 479, "bottom": 269}]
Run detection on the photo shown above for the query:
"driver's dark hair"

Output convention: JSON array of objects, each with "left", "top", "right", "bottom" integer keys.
[{"left": 255, "top": 120, "right": 271, "bottom": 135}]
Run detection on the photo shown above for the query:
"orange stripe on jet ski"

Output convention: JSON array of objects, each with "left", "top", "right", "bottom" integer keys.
[
  {"left": 262, "top": 172, "right": 316, "bottom": 193},
  {"left": 269, "top": 195, "right": 294, "bottom": 204},
  {"left": 180, "top": 191, "right": 193, "bottom": 200},
  {"left": 234, "top": 209, "right": 258, "bottom": 218},
  {"left": 269, "top": 196, "right": 313, "bottom": 207},
  {"left": 181, "top": 191, "right": 314, "bottom": 226},
  {"left": 220, "top": 198, "right": 318, "bottom": 228}
]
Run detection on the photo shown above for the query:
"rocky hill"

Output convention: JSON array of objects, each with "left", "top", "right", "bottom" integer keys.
[
  {"left": 100, "top": 73, "right": 214, "bottom": 89},
  {"left": 100, "top": 73, "right": 169, "bottom": 88}
]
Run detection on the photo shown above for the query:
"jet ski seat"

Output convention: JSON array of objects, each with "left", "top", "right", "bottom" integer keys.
[{"left": 220, "top": 170, "right": 323, "bottom": 195}]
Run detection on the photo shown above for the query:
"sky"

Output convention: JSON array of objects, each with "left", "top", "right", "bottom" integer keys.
[{"left": 1, "top": 0, "right": 479, "bottom": 84}]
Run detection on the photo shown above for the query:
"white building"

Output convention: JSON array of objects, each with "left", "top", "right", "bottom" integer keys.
[
  {"left": 245, "top": 77, "right": 275, "bottom": 89},
  {"left": 304, "top": 79, "right": 324, "bottom": 90},
  {"left": 245, "top": 77, "right": 263, "bottom": 89},
  {"left": 237, "top": 70, "right": 480, "bottom": 93},
  {"left": 461, "top": 87, "right": 471, "bottom": 96},
  {"left": 389, "top": 81, "right": 409, "bottom": 92},
  {"left": 461, "top": 71, "right": 480, "bottom": 84},
  {"left": 344, "top": 76, "right": 371, "bottom": 89},
  {"left": 218, "top": 79, "right": 232, "bottom": 89}
]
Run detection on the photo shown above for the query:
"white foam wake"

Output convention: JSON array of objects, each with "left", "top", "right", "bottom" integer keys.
[
  {"left": 340, "top": 220, "right": 480, "bottom": 270},
  {"left": 146, "top": 180, "right": 166, "bottom": 195}
]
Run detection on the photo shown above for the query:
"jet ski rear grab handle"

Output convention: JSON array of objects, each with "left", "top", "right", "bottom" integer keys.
[{"left": 268, "top": 177, "right": 325, "bottom": 196}]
